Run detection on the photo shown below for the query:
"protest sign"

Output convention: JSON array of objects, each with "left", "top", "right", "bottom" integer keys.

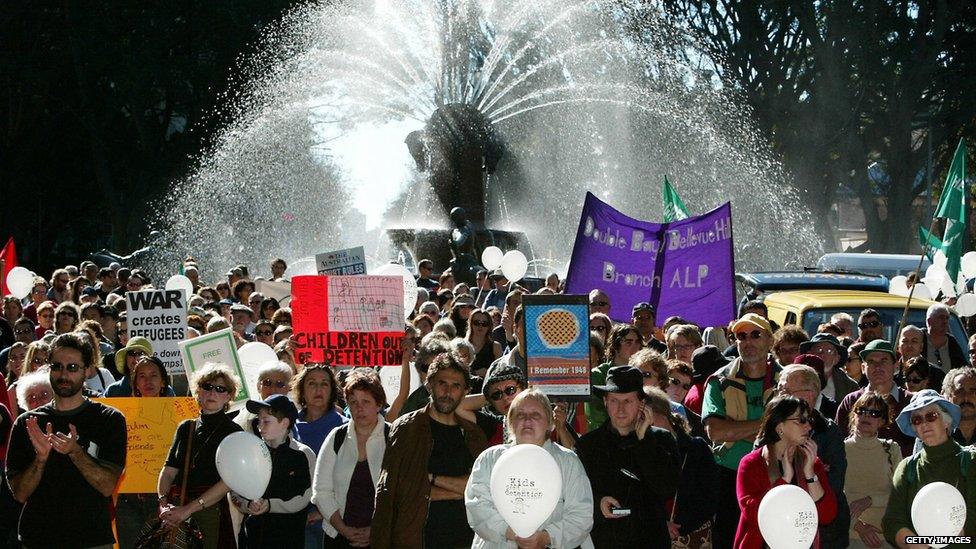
[
  {"left": 178, "top": 328, "right": 250, "bottom": 406},
  {"left": 127, "top": 289, "right": 188, "bottom": 375},
  {"left": 96, "top": 397, "right": 198, "bottom": 494},
  {"left": 316, "top": 246, "right": 367, "bottom": 275},
  {"left": 378, "top": 365, "right": 421, "bottom": 409},
  {"left": 523, "top": 295, "right": 591, "bottom": 399},
  {"left": 292, "top": 275, "right": 404, "bottom": 366},
  {"left": 255, "top": 279, "right": 291, "bottom": 307},
  {"left": 565, "top": 192, "right": 735, "bottom": 327}
]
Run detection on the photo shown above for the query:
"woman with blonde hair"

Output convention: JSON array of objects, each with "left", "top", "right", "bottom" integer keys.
[
  {"left": 157, "top": 364, "right": 243, "bottom": 549},
  {"left": 465, "top": 388, "right": 594, "bottom": 548}
]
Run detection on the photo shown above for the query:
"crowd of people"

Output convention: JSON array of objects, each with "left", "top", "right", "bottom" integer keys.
[{"left": 1, "top": 257, "right": 975, "bottom": 548}]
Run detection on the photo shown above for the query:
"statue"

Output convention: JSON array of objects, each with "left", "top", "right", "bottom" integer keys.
[{"left": 449, "top": 207, "right": 480, "bottom": 285}]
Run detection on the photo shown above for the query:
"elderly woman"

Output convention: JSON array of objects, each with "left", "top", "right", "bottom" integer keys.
[
  {"left": 236, "top": 361, "right": 295, "bottom": 431},
  {"left": 7, "top": 342, "right": 49, "bottom": 415},
  {"left": 667, "top": 324, "right": 703, "bottom": 364},
  {"left": 882, "top": 389, "right": 976, "bottom": 546},
  {"left": 14, "top": 370, "right": 53, "bottom": 411},
  {"left": 465, "top": 388, "right": 594, "bottom": 549},
  {"left": 843, "top": 391, "right": 900, "bottom": 549},
  {"left": 312, "top": 369, "right": 388, "bottom": 548},
  {"left": 157, "top": 364, "right": 243, "bottom": 549},
  {"left": 735, "top": 395, "right": 837, "bottom": 548}
]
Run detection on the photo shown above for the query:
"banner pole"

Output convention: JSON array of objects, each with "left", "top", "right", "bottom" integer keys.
[{"left": 897, "top": 217, "right": 940, "bottom": 340}]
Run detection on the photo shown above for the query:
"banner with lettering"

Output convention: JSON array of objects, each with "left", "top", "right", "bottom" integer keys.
[
  {"left": 127, "top": 289, "right": 188, "bottom": 375},
  {"left": 292, "top": 275, "right": 404, "bottom": 366},
  {"left": 97, "top": 397, "right": 199, "bottom": 493},
  {"left": 565, "top": 192, "right": 735, "bottom": 327}
]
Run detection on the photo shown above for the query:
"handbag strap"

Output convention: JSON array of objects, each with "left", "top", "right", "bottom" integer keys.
[{"left": 177, "top": 421, "right": 196, "bottom": 506}]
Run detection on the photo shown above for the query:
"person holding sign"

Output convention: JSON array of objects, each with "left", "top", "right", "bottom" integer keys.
[
  {"left": 882, "top": 390, "right": 976, "bottom": 547},
  {"left": 157, "top": 364, "right": 243, "bottom": 549},
  {"left": 465, "top": 388, "right": 593, "bottom": 549},
  {"left": 576, "top": 366, "right": 680, "bottom": 548},
  {"left": 733, "top": 395, "right": 837, "bottom": 549}
]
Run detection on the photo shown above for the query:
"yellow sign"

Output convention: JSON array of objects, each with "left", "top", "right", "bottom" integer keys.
[{"left": 94, "top": 397, "right": 199, "bottom": 494}]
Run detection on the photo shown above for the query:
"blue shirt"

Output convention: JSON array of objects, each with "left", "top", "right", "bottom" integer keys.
[{"left": 294, "top": 408, "right": 347, "bottom": 455}]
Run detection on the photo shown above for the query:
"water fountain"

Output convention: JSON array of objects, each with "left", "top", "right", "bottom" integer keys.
[{"left": 149, "top": 0, "right": 824, "bottom": 281}]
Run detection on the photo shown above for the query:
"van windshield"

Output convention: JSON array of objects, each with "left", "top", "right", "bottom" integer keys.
[{"left": 802, "top": 307, "right": 969, "bottom": 358}]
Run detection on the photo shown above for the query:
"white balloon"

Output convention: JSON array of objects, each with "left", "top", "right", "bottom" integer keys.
[
  {"left": 165, "top": 274, "right": 194, "bottom": 298},
  {"left": 378, "top": 364, "right": 420, "bottom": 409},
  {"left": 955, "top": 294, "right": 976, "bottom": 317},
  {"left": 373, "top": 263, "right": 417, "bottom": 319},
  {"left": 758, "top": 484, "right": 818, "bottom": 549},
  {"left": 911, "top": 282, "right": 933, "bottom": 300},
  {"left": 489, "top": 444, "right": 562, "bottom": 538},
  {"left": 237, "top": 342, "right": 279, "bottom": 397},
  {"left": 911, "top": 481, "right": 967, "bottom": 548},
  {"left": 481, "top": 246, "right": 504, "bottom": 270},
  {"left": 500, "top": 250, "right": 528, "bottom": 283},
  {"left": 215, "top": 432, "right": 272, "bottom": 500},
  {"left": 962, "top": 252, "right": 976, "bottom": 279},
  {"left": 935, "top": 249, "right": 949, "bottom": 268},
  {"left": 926, "top": 264, "right": 948, "bottom": 289},
  {"left": 889, "top": 275, "right": 909, "bottom": 296},
  {"left": 941, "top": 276, "right": 958, "bottom": 299},
  {"left": 5, "top": 267, "right": 34, "bottom": 300}
]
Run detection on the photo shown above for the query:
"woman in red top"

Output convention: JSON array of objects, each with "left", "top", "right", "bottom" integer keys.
[{"left": 734, "top": 395, "right": 837, "bottom": 549}]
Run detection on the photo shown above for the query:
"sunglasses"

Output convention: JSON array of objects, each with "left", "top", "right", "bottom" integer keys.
[
  {"left": 593, "top": 325, "right": 608, "bottom": 332},
  {"left": 911, "top": 411, "right": 941, "bottom": 426},
  {"left": 590, "top": 301, "right": 609, "bottom": 307},
  {"left": 489, "top": 385, "right": 520, "bottom": 401},
  {"left": 785, "top": 416, "right": 810, "bottom": 425},
  {"left": 472, "top": 320, "right": 491, "bottom": 328},
  {"left": 855, "top": 408, "right": 884, "bottom": 418},
  {"left": 14, "top": 328, "right": 33, "bottom": 335},
  {"left": 200, "top": 383, "right": 229, "bottom": 394},
  {"left": 812, "top": 347, "right": 837, "bottom": 355},
  {"left": 905, "top": 375, "right": 926, "bottom": 385},
  {"left": 669, "top": 377, "right": 692, "bottom": 390},
  {"left": 735, "top": 330, "right": 763, "bottom": 341},
  {"left": 128, "top": 349, "right": 147, "bottom": 359},
  {"left": 858, "top": 320, "right": 881, "bottom": 329},
  {"left": 255, "top": 330, "right": 274, "bottom": 337},
  {"left": 48, "top": 362, "right": 84, "bottom": 373},
  {"left": 260, "top": 379, "right": 288, "bottom": 388}
]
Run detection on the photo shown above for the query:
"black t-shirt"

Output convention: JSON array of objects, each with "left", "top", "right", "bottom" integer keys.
[
  {"left": 5, "top": 399, "right": 127, "bottom": 548},
  {"left": 425, "top": 417, "right": 474, "bottom": 548},
  {"left": 165, "top": 412, "right": 242, "bottom": 494}
]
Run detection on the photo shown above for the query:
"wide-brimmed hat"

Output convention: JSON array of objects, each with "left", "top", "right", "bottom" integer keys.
[
  {"left": 731, "top": 313, "right": 772, "bottom": 336},
  {"left": 691, "top": 345, "right": 730, "bottom": 381},
  {"left": 800, "top": 333, "right": 848, "bottom": 364},
  {"left": 859, "top": 339, "right": 897, "bottom": 362},
  {"left": 114, "top": 336, "right": 154, "bottom": 375},
  {"left": 592, "top": 366, "right": 645, "bottom": 398},
  {"left": 895, "top": 389, "right": 961, "bottom": 437}
]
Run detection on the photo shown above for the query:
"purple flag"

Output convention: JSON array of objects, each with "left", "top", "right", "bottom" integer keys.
[{"left": 565, "top": 192, "right": 735, "bottom": 327}]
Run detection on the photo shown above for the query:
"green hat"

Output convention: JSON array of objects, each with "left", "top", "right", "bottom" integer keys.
[
  {"left": 859, "top": 339, "right": 896, "bottom": 362},
  {"left": 114, "top": 336, "right": 154, "bottom": 375}
]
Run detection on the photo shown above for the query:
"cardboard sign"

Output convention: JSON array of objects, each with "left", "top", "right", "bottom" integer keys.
[
  {"left": 127, "top": 289, "right": 188, "bottom": 375},
  {"left": 316, "top": 246, "right": 367, "bottom": 275},
  {"left": 523, "top": 294, "right": 591, "bottom": 399},
  {"left": 96, "top": 397, "right": 199, "bottom": 494},
  {"left": 255, "top": 279, "right": 291, "bottom": 307},
  {"left": 178, "top": 328, "right": 250, "bottom": 406},
  {"left": 292, "top": 275, "right": 404, "bottom": 366}
]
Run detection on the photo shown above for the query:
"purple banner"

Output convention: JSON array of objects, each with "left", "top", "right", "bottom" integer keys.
[{"left": 565, "top": 192, "right": 735, "bottom": 327}]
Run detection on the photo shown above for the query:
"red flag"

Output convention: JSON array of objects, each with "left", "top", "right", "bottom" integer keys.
[{"left": 0, "top": 238, "right": 17, "bottom": 296}]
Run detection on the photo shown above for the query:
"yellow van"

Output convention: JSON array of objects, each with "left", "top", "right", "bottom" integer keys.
[{"left": 763, "top": 289, "right": 969, "bottom": 355}]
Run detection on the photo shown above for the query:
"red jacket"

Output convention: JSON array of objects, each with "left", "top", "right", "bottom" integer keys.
[{"left": 734, "top": 447, "right": 837, "bottom": 549}]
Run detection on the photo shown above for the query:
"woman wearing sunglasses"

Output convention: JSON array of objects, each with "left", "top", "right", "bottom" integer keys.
[
  {"left": 734, "top": 395, "right": 837, "bottom": 549},
  {"left": 882, "top": 390, "right": 976, "bottom": 546},
  {"left": 465, "top": 308, "right": 502, "bottom": 379},
  {"left": 842, "top": 391, "right": 900, "bottom": 548},
  {"left": 157, "top": 364, "right": 243, "bottom": 549}
]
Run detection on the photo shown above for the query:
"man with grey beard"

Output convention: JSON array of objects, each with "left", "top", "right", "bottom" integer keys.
[{"left": 943, "top": 366, "right": 976, "bottom": 445}]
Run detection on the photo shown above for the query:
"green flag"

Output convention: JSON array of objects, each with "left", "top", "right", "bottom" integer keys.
[
  {"left": 933, "top": 139, "right": 968, "bottom": 283},
  {"left": 663, "top": 176, "right": 690, "bottom": 222}
]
